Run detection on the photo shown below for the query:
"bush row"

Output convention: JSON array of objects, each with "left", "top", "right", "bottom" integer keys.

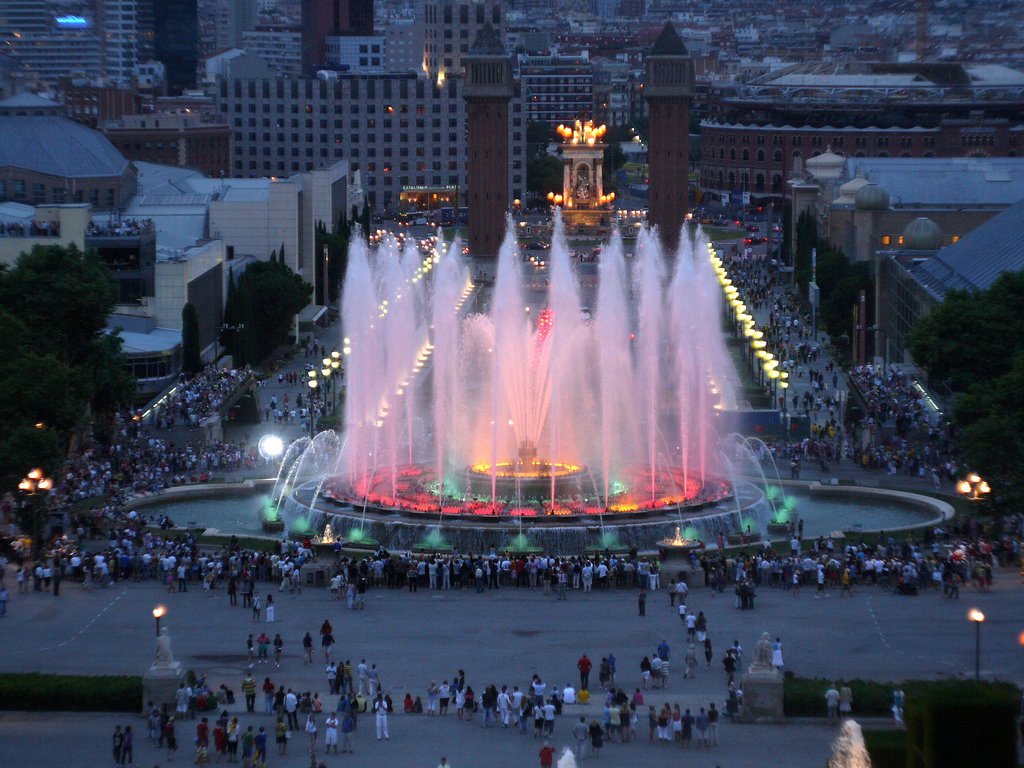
[{"left": 0, "top": 674, "right": 142, "bottom": 712}]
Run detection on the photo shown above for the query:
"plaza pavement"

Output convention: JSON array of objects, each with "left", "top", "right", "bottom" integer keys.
[{"left": 1, "top": 561, "right": 1021, "bottom": 767}]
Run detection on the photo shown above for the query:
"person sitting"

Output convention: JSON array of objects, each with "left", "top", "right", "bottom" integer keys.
[
  {"left": 412, "top": 696, "right": 423, "bottom": 713},
  {"left": 562, "top": 684, "right": 576, "bottom": 705},
  {"left": 404, "top": 693, "right": 414, "bottom": 713}
]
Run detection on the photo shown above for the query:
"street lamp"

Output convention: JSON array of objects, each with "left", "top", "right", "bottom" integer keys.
[
  {"left": 968, "top": 608, "right": 985, "bottom": 680},
  {"left": 957, "top": 474, "right": 991, "bottom": 500},
  {"left": 307, "top": 371, "right": 319, "bottom": 438},
  {"left": 18, "top": 468, "right": 53, "bottom": 556},
  {"left": 153, "top": 604, "right": 167, "bottom": 637}
]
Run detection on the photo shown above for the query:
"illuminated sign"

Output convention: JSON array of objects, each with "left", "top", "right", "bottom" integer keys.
[{"left": 55, "top": 15, "right": 90, "bottom": 29}]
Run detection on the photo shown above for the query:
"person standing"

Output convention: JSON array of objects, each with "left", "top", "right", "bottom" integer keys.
[
  {"left": 373, "top": 692, "right": 390, "bottom": 741},
  {"left": 305, "top": 714, "right": 318, "bottom": 750},
  {"left": 638, "top": 588, "right": 647, "bottom": 616},
  {"left": 324, "top": 712, "right": 339, "bottom": 753},
  {"left": 772, "top": 637, "right": 784, "bottom": 670},
  {"left": 285, "top": 689, "right": 299, "bottom": 730},
  {"left": 539, "top": 740, "right": 555, "bottom": 768},
  {"left": 272, "top": 634, "right": 283, "bottom": 668},
  {"left": 825, "top": 683, "right": 840, "bottom": 719},
  {"left": 164, "top": 717, "right": 178, "bottom": 762},
  {"left": 251, "top": 592, "right": 261, "bottom": 621},
  {"left": 265, "top": 594, "right": 275, "bottom": 622},
  {"left": 572, "top": 716, "right": 589, "bottom": 759},
  {"left": 112, "top": 725, "right": 125, "bottom": 766},
  {"left": 341, "top": 710, "right": 355, "bottom": 753},
  {"left": 577, "top": 654, "right": 592, "bottom": 691}
]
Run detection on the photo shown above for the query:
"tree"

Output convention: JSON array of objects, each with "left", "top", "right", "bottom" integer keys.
[
  {"left": 181, "top": 302, "right": 202, "bottom": 374},
  {"left": 907, "top": 271, "right": 1024, "bottom": 393},
  {"left": 316, "top": 217, "right": 351, "bottom": 305},
  {"left": 907, "top": 271, "right": 1024, "bottom": 511},
  {"left": 0, "top": 244, "right": 135, "bottom": 490},
  {"left": 234, "top": 260, "right": 313, "bottom": 364},
  {"left": 526, "top": 155, "right": 563, "bottom": 200},
  {"left": 603, "top": 142, "right": 627, "bottom": 194}
]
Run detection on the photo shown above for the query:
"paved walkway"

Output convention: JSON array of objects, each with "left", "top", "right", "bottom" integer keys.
[{"left": 1, "top": 559, "right": 1021, "bottom": 767}]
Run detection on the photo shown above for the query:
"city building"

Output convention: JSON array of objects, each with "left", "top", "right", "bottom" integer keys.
[
  {"left": 214, "top": 70, "right": 526, "bottom": 215},
  {"left": 465, "top": 23, "right": 514, "bottom": 256},
  {"left": 102, "top": 112, "right": 232, "bottom": 179},
  {"left": 700, "top": 62, "right": 1024, "bottom": 202},
  {"left": 242, "top": 27, "right": 303, "bottom": 76},
  {"left": 153, "top": 0, "right": 199, "bottom": 92},
  {"left": 326, "top": 35, "right": 386, "bottom": 72},
  {"left": 790, "top": 155, "right": 1024, "bottom": 265},
  {"left": 519, "top": 53, "right": 594, "bottom": 126},
  {"left": 424, "top": 0, "right": 504, "bottom": 82},
  {"left": 644, "top": 22, "right": 693, "bottom": 251},
  {"left": 877, "top": 197, "right": 1024, "bottom": 366},
  {"left": 86, "top": 215, "right": 158, "bottom": 303},
  {"left": 56, "top": 78, "right": 142, "bottom": 129},
  {"left": 218, "top": 0, "right": 258, "bottom": 49},
  {"left": 380, "top": 14, "right": 425, "bottom": 73},
  {"left": 0, "top": 97, "right": 137, "bottom": 209},
  {"left": 301, "top": 0, "right": 375, "bottom": 73},
  {"left": 0, "top": 202, "right": 89, "bottom": 265}
]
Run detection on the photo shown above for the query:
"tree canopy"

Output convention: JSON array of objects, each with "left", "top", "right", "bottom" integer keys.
[
  {"left": 222, "top": 257, "right": 313, "bottom": 366},
  {"left": 907, "top": 271, "right": 1024, "bottom": 509},
  {"left": 0, "top": 244, "right": 134, "bottom": 487}
]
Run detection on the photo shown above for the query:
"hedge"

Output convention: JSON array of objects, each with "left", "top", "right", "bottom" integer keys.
[
  {"left": 0, "top": 674, "right": 143, "bottom": 712},
  {"left": 784, "top": 677, "right": 1021, "bottom": 720},
  {"left": 863, "top": 729, "right": 908, "bottom": 768},
  {"left": 904, "top": 680, "right": 1019, "bottom": 768},
  {"left": 784, "top": 676, "right": 895, "bottom": 717}
]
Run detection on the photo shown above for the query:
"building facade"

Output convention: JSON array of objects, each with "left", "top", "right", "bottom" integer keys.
[
  {"left": 700, "top": 62, "right": 1024, "bottom": 201},
  {"left": 103, "top": 112, "right": 232, "bottom": 177},
  {"left": 424, "top": 0, "right": 504, "bottom": 81},
  {"left": 215, "top": 71, "right": 525, "bottom": 215},
  {"left": 519, "top": 53, "right": 594, "bottom": 126}
]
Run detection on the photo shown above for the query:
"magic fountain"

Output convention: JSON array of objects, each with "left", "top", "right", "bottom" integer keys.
[{"left": 275, "top": 212, "right": 775, "bottom": 553}]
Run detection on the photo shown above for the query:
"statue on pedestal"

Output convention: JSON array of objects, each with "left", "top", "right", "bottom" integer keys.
[
  {"left": 750, "top": 632, "right": 775, "bottom": 672},
  {"left": 155, "top": 627, "right": 174, "bottom": 665}
]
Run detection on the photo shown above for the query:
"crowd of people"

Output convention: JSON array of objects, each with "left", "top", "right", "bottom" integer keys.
[
  {"left": 152, "top": 366, "right": 254, "bottom": 428},
  {"left": 86, "top": 218, "right": 154, "bottom": 238},
  {"left": 0, "top": 219, "right": 60, "bottom": 238}
]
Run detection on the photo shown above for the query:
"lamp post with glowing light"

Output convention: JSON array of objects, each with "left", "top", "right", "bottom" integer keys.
[
  {"left": 957, "top": 473, "right": 990, "bottom": 501},
  {"left": 329, "top": 351, "right": 342, "bottom": 412},
  {"left": 968, "top": 608, "right": 985, "bottom": 680},
  {"left": 18, "top": 467, "right": 53, "bottom": 557},
  {"left": 307, "top": 370, "right": 320, "bottom": 438},
  {"left": 153, "top": 604, "right": 167, "bottom": 637}
]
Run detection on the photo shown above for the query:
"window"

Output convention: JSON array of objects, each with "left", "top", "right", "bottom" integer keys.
[{"left": 881, "top": 235, "right": 891, "bottom": 246}]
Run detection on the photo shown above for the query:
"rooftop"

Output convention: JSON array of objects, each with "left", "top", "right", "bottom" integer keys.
[
  {"left": 0, "top": 116, "right": 130, "bottom": 179},
  {"left": 910, "top": 197, "right": 1024, "bottom": 299},
  {"left": 842, "top": 157, "right": 1024, "bottom": 208}
]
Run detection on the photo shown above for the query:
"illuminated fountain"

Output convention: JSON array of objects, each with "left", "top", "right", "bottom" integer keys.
[{"left": 280, "top": 211, "right": 762, "bottom": 553}]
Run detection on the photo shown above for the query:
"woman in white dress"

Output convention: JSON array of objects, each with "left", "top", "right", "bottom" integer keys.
[{"left": 771, "top": 637, "right": 784, "bottom": 669}]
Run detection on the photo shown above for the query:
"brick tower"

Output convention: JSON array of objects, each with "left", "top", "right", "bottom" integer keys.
[
  {"left": 644, "top": 22, "right": 694, "bottom": 253},
  {"left": 464, "top": 23, "right": 514, "bottom": 257}
]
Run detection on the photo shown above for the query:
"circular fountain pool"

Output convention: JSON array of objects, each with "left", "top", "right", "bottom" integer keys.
[{"left": 143, "top": 484, "right": 949, "bottom": 555}]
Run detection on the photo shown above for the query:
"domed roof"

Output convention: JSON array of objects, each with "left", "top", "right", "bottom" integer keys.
[
  {"left": 855, "top": 182, "right": 890, "bottom": 211},
  {"left": 902, "top": 217, "right": 942, "bottom": 251},
  {"left": 0, "top": 115, "right": 129, "bottom": 179},
  {"left": 805, "top": 149, "right": 845, "bottom": 180},
  {"left": 835, "top": 172, "right": 869, "bottom": 204}
]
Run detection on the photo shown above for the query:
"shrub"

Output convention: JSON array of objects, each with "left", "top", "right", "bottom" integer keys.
[
  {"left": 904, "top": 680, "right": 1019, "bottom": 768},
  {"left": 0, "top": 673, "right": 142, "bottom": 712},
  {"left": 784, "top": 677, "right": 894, "bottom": 717},
  {"left": 863, "top": 729, "right": 907, "bottom": 768}
]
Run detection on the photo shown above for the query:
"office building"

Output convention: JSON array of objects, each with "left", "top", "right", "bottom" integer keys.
[
  {"left": 424, "top": 0, "right": 504, "bottom": 81},
  {"left": 519, "top": 53, "right": 594, "bottom": 127},
  {"left": 102, "top": 112, "right": 232, "bottom": 177},
  {"left": 215, "top": 71, "right": 526, "bottom": 214}
]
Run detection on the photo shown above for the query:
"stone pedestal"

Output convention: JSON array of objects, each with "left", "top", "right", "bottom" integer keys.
[
  {"left": 738, "top": 669, "right": 785, "bottom": 723},
  {"left": 143, "top": 662, "right": 185, "bottom": 713}
]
